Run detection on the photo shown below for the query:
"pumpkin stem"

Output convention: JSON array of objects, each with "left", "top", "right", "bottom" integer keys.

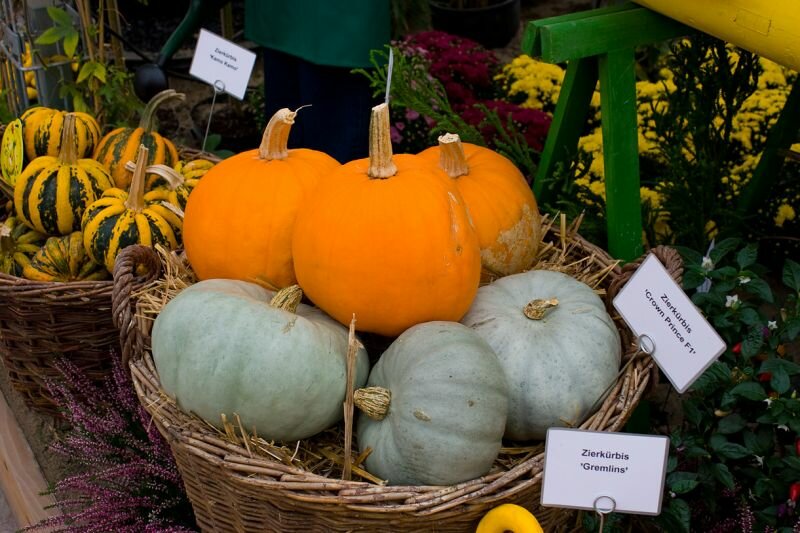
[
  {"left": 0, "top": 223, "right": 12, "bottom": 254},
  {"left": 269, "top": 284, "right": 303, "bottom": 313},
  {"left": 139, "top": 89, "right": 186, "bottom": 132},
  {"left": 125, "top": 161, "right": 185, "bottom": 191},
  {"left": 523, "top": 298, "right": 559, "bottom": 320},
  {"left": 258, "top": 108, "right": 298, "bottom": 161},
  {"left": 124, "top": 145, "right": 150, "bottom": 212},
  {"left": 437, "top": 133, "right": 470, "bottom": 178},
  {"left": 56, "top": 113, "right": 78, "bottom": 165},
  {"left": 353, "top": 386, "right": 391, "bottom": 420},
  {"left": 367, "top": 103, "right": 397, "bottom": 179}
]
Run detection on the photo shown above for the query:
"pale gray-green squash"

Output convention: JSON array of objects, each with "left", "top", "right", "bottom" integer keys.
[
  {"left": 151, "top": 279, "right": 370, "bottom": 442},
  {"left": 461, "top": 269, "right": 620, "bottom": 440},
  {"left": 355, "top": 321, "right": 509, "bottom": 486}
]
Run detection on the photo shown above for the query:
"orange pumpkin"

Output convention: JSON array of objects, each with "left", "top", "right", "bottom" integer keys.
[
  {"left": 292, "top": 104, "right": 481, "bottom": 337},
  {"left": 183, "top": 108, "right": 339, "bottom": 289},
  {"left": 419, "top": 134, "right": 541, "bottom": 277}
]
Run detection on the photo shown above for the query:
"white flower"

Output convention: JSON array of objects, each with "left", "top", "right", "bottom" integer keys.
[
  {"left": 701, "top": 256, "right": 714, "bottom": 271},
  {"left": 764, "top": 397, "right": 773, "bottom": 407},
  {"left": 778, "top": 424, "right": 790, "bottom": 431},
  {"left": 726, "top": 294, "right": 740, "bottom": 308},
  {"left": 754, "top": 455, "right": 764, "bottom": 466},
  {"left": 738, "top": 276, "right": 751, "bottom": 285},
  {"left": 768, "top": 320, "right": 778, "bottom": 330}
]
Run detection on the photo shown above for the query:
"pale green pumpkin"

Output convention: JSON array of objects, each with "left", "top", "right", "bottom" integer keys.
[
  {"left": 355, "top": 321, "right": 509, "bottom": 486},
  {"left": 461, "top": 269, "right": 621, "bottom": 441},
  {"left": 151, "top": 279, "right": 370, "bottom": 441}
]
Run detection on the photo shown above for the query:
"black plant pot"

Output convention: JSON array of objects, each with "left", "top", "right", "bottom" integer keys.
[{"left": 429, "top": 0, "right": 521, "bottom": 49}]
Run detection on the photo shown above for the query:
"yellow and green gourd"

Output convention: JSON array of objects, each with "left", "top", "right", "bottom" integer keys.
[
  {"left": 1, "top": 118, "right": 24, "bottom": 188},
  {"left": 93, "top": 89, "right": 184, "bottom": 189},
  {"left": 20, "top": 106, "right": 101, "bottom": 162},
  {"left": 14, "top": 113, "right": 114, "bottom": 236},
  {"left": 0, "top": 216, "right": 46, "bottom": 276},
  {"left": 82, "top": 145, "right": 183, "bottom": 272},
  {"left": 19, "top": 230, "right": 107, "bottom": 282}
]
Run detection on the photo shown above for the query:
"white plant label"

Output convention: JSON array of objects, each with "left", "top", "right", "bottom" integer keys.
[
  {"left": 189, "top": 29, "right": 256, "bottom": 100},
  {"left": 541, "top": 428, "right": 669, "bottom": 515},
  {"left": 613, "top": 253, "right": 726, "bottom": 393}
]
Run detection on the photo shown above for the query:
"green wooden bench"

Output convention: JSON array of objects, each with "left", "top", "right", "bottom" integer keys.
[{"left": 522, "top": 2, "right": 800, "bottom": 261}]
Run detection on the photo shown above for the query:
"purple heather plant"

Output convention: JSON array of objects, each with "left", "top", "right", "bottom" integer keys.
[{"left": 26, "top": 355, "right": 196, "bottom": 533}]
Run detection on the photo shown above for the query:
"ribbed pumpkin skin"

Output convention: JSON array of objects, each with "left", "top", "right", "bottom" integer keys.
[
  {"left": 0, "top": 216, "right": 45, "bottom": 276},
  {"left": 419, "top": 141, "right": 541, "bottom": 277},
  {"left": 292, "top": 154, "right": 482, "bottom": 336},
  {"left": 151, "top": 279, "right": 371, "bottom": 441},
  {"left": 93, "top": 128, "right": 179, "bottom": 189},
  {"left": 14, "top": 156, "right": 113, "bottom": 235},
  {"left": 81, "top": 187, "right": 182, "bottom": 272},
  {"left": 183, "top": 148, "right": 338, "bottom": 289},
  {"left": 20, "top": 107, "right": 100, "bottom": 162},
  {"left": 461, "top": 270, "right": 621, "bottom": 440},
  {"left": 356, "top": 322, "right": 509, "bottom": 486}
]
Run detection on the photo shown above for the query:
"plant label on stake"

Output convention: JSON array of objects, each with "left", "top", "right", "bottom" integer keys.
[
  {"left": 189, "top": 28, "right": 256, "bottom": 100},
  {"left": 541, "top": 428, "right": 669, "bottom": 515},
  {"left": 613, "top": 253, "right": 726, "bottom": 393}
]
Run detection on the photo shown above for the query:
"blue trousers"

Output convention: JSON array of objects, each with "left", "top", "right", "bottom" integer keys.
[{"left": 262, "top": 48, "right": 378, "bottom": 163}]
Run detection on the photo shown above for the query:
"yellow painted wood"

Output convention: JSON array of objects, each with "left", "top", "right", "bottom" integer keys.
[
  {"left": 0, "top": 389, "right": 59, "bottom": 527},
  {"left": 635, "top": 0, "right": 800, "bottom": 70}
]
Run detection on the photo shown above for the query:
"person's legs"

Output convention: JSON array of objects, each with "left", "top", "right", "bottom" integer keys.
[
  {"left": 296, "top": 60, "right": 377, "bottom": 163},
  {"left": 262, "top": 47, "right": 307, "bottom": 145}
]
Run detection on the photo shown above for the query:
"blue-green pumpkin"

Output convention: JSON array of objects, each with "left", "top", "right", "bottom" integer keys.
[{"left": 151, "top": 279, "right": 370, "bottom": 441}]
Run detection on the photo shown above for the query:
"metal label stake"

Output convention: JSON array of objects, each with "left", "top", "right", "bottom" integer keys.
[
  {"left": 594, "top": 494, "right": 616, "bottom": 531},
  {"left": 201, "top": 79, "right": 225, "bottom": 153}
]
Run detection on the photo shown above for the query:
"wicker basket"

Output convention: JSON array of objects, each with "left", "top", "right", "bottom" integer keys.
[{"left": 112, "top": 222, "right": 683, "bottom": 532}]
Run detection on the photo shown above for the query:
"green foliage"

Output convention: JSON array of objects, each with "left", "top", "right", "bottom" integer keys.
[
  {"left": 650, "top": 37, "right": 762, "bottom": 250},
  {"left": 652, "top": 242, "right": 800, "bottom": 531},
  {"left": 35, "top": 7, "right": 80, "bottom": 58}
]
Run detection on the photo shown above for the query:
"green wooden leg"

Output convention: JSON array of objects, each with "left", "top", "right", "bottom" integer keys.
[
  {"left": 598, "top": 48, "right": 643, "bottom": 261},
  {"left": 737, "top": 78, "right": 800, "bottom": 216},
  {"left": 533, "top": 57, "right": 598, "bottom": 202}
]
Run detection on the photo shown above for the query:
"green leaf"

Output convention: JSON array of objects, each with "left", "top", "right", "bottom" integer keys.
[
  {"left": 667, "top": 498, "right": 691, "bottom": 532},
  {"left": 717, "top": 413, "right": 746, "bottom": 434},
  {"left": 782, "top": 456, "right": 800, "bottom": 471},
  {"left": 683, "top": 269, "right": 708, "bottom": 290},
  {"left": 736, "top": 244, "right": 758, "bottom": 269},
  {"left": 730, "top": 381, "right": 766, "bottom": 401},
  {"left": 710, "top": 238, "right": 741, "bottom": 263},
  {"left": 35, "top": 26, "right": 67, "bottom": 45},
  {"left": 760, "top": 358, "right": 800, "bottom": 375},
  {"left": 739, "top": 307, "right": 761, "bottom": 326},
  {"left": 46, "top": 6, "right": 73, "bottom": 27},
  {"left": 63, "top": 30, "right": 79, "bottom": 59},
  {"left": 711, "top": 462, "right": 735, "bottom": 489},
  {"left": 784, "top": 259, "right": 800, "bottom": 292},
  {"left": 76, "top": 62, "right": 93, "bottom": 84},
  {"left": 711, "top": 440, "right": 750, "bottom": 459},
  {"left": 741, "top": 327, "right": 765, "bottom": 358},
  {"left": 786, "top": 317, "right": 800, "bottom": 339},
  {"left": 667, "top": 455, "right": 678, "bottom": 473},
  {"left": 771, "top": 366, "right": 791, "bottom": 394},
  {"left": 745, "top": 278, "right": 773, "bottom": 303},
  {"left": 671, "top": 479, "right": 699, "bottom": 494}
]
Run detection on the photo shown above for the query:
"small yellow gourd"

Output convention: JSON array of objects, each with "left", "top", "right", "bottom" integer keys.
[{"left": 475, "top": 504, "right": 543, "bottom": 533}]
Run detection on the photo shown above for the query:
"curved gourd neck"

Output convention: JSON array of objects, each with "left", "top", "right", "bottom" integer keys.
[
  {"left": 124, "top": 146, "right": 150, "bottom": 212},
  {"left": 139, "top": 89, "right": 185, "bottom": 132}
]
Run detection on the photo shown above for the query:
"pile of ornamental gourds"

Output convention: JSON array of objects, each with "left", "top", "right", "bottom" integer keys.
[
  {"left": 150, "top": 102, "right": 623, "bottom": 490},
  {"left": 0, "top": 89, "right": 215, "bottom": 282}
]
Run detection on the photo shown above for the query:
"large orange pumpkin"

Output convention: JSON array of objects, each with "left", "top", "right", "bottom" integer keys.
[
  {"left": 292, "top": 104, "right": 482, "bottom": 337},
  {"left": 183, "top": 108, "right": 339, "bottom": 289},
  {"left": 419, "top": 134, "right": 541, "bottom": 277}
]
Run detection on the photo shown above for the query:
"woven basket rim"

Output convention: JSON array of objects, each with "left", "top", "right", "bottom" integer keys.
[{"left": 113, "top": 223, "right": 684, "bottom": 527}]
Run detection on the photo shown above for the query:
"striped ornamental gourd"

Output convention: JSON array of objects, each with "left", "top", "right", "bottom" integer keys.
[
  {"left": 82, "top": 145, "right": 183, "bottom": 272},
  {"left": 14, "top": 114, "right": 114, "bottom": 236},
  {"left": 0, "top": 216, "right": 46, "bottom": 276},
  {"left": 1, "top": 118, "right": 24, "bottom": 187},
  {"left": 20, "top": 106, "right": 101, "bottom": 162},
  {"left": 19, "top": 231, "right": 107, "bottom": 282},
  {"left": 93, "top": 89, "right": 184, "bottom": 190}
]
